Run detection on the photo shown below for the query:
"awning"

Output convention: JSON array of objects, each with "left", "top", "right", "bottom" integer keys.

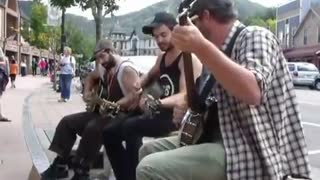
[{"left": 283, "top": 45, "right": 320, "bottom": 59}]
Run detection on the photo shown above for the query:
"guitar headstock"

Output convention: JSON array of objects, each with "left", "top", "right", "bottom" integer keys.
[{"left": 178, "top": 0, "right": 197, "bottom": 26}]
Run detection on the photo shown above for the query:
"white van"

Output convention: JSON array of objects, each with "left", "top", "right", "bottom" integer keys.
[{"left": 287, "top": 62, "right": 320, "bottom": 90}]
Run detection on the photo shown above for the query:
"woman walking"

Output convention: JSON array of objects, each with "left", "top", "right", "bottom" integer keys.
[
  {"left": 32, "top": 58, "right": 37, "bottom": 76},
  {"left": 20, "top": 58, "right": 27, "bottom": 77},
  {"left": 58, "top": 47, "right": 75, "bottom": 102},
  {"left": 9, "top": 59, "right": 18, "bottom": 88}
]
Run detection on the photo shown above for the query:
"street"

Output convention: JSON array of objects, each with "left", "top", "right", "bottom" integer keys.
[{"left": 296, "top": 88, "right": 320, "bottom": 173}]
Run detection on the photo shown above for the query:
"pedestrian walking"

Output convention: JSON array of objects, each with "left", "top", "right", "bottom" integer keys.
[
  {"left": 58, "top": 47, "right": 76, "bottom": 102},
  {"left": 20, "top": 58, "right": 27, "bottom": 77},
  {"left": 32, "top": 58, "right": 37, "bottom": 76},
  {"left": 9, "top": 58, "right": 18, "bottom": 88}
]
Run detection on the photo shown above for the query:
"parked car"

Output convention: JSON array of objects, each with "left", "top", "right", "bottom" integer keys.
[
  {"left": 287, "top": 62, "right": 320, "bottom": 90},
  {"left": 315, "top": 74, "right": 320, "bottom": 90}
]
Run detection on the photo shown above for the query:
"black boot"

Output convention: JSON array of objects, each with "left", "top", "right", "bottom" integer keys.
[
  {"left": 41, "top": 156, "right": 69, "bottom": 180},
  {"left": 71, "top": 168, "right": 90, "bottom": 180},
  {"left": 70, "top": 157, "right": 90, "bottom": 180}
]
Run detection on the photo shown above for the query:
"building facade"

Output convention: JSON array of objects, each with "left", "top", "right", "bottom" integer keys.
[
  {"left": 0, "top": 0, "right": 54, "bottom": 74},
  {"left": 294, "top": 7, "right": 320, "bottom": 47},
  {"left": 0, "top": 0, "right": 20, "bottom": 61},
  {"left": 109, "top": 29, "right": 160, "bottom": 56},
  {"left": 283, "top": 5, "right": 320, "bottom": 69},
  {"left": 276, "top": 0, "right": 311, "bottom": 48}
]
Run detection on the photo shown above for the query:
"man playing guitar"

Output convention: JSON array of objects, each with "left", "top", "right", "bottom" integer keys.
[
  {"left": 136, "top": 0, "right": 310, "bottom": 180},
  {"left": 102, "top": 12, "right": 203, "bottom": 180},
  {"left": 41, "top": 39, "right": 142, "bottom": 180}
]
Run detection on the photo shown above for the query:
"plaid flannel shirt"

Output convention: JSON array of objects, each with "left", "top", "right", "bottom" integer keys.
[{"left": 215, "top": 20, "right": 311, "bottom": 180}]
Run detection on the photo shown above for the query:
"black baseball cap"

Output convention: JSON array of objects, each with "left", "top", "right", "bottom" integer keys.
[{"left": 142, "top": 12, "right": 178, "bottom": 35}]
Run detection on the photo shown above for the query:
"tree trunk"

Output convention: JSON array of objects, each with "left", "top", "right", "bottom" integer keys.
[
  {"left": 95, "top": 7, "right": 103, "bottom": 43},
  {"left": 61, "top": 8, "right": 66, "bottom": 54}
]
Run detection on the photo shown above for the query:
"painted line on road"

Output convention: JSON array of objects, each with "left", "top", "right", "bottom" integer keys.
[
  {"left": 303, "top": 122, "right": 320, "bottom": 155},
  {"left": 298, "top": 101, "right": 320, "bottom": 106},
  {"left": 309, "top": 149, "right": 320, "bottom": 155},
  {"left": 302, "top": 122, "right": 320, "bottom": 128}
]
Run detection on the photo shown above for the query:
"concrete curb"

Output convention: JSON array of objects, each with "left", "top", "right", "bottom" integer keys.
[{"left": 22, "top": 91, "right": 50, "bottom": 175}]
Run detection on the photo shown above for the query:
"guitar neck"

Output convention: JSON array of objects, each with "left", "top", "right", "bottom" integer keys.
[{"left": 179, "top": 12, "right": 198, "bottom": 112}]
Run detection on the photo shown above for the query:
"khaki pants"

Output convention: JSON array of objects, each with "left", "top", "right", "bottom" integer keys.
[{"left": 136, "top": 136, "right": 226, "bottom": 180}]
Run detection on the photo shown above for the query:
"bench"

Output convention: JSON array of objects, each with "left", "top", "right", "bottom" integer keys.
[
  {"left": 28, "top": 126, "right": 178, "bottom": 180},
  {"left": 35, "top": 128, "right": 112, "bottom": 179}
]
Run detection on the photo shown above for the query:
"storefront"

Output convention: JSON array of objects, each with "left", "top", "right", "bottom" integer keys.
[
  {"left": 5, "top": 40, "right": 18, "bottom": 62},
  {"left": 21, "top": 45, "right": 30, "bottom": 74},
  {"left": 283, "top": 44, "right": 320, "bottom": 70}
]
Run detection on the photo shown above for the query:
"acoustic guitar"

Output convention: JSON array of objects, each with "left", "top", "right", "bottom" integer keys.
[{"left": 85, "top": 80, "right": 120, "bottom": 118}]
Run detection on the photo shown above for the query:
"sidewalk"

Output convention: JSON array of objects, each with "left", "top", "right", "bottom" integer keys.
[
  {"left": 27, "top": 79, "right": 113, "bottom": 179},
  {"left": 0, "top": 75, "right": 49, "bottom": 180},
  {"left": 30, "top": 79, "right": 84, "bottom": 131}
]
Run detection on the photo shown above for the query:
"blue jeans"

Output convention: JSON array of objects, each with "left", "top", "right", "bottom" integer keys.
[{"left": 60, "top": 74, "right": 73, "bottom": 99}]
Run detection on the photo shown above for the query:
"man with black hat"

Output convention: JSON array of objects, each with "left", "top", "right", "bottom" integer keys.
[
  {"left": 136, "top": 0, "right": 311, "bottom": 180},
  {"left": 102, "top": 11, "right": 202, "bottom": 180},
  {"left": 41, "top": 39, "right": 142, "bottom": 180}
]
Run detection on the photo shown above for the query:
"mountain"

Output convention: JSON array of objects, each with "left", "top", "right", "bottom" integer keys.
[{"left": 65, "top": 0, "right": 272, "bottom": 39}]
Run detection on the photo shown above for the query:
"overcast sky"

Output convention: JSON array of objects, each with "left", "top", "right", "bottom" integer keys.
[{"left": 41, "top": 0, "right": 291, "bottom": 20}]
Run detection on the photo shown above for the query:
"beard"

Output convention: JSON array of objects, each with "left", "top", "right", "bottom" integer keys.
[
  {"left": 102, "top": 54, "right": 117, "bottom": 71},
  {"left": 159, "top": 42, "right": 174, "bottom": 52}
]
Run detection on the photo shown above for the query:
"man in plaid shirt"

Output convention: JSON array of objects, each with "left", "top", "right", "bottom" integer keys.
[{"left": 136, "top": 0, "right": 311, "bottom": 179}]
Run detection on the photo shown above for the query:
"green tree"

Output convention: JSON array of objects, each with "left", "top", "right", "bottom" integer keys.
[
  {"left": 30, "top": 1, "right": 48, "bottom": 49},
  {"left": 20, "top": 21, "right": 31, "bottom": 43},
  {"left": 47, "top": 26, "right": 61, "bottom": 54},
  {"left": 65, "top": 21, "right": 95, "bottom": 64},
  {"left": 50, "top": 0, "right": 75, "bottom": 8},
  {"left": 76, "top": 0, "right": 120, "bottom": 42},
  {"left": 266, "top": 18, "right": 276, "bottom": 34},
  {"left": 50, "top": 0, "right": 120, "bottom": 43},
  {"left": 244, "top": 17, "right": 276, "bottom": 34},
  {"left": 244, "top": 17, "right": 268, "bottom": 27}
]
